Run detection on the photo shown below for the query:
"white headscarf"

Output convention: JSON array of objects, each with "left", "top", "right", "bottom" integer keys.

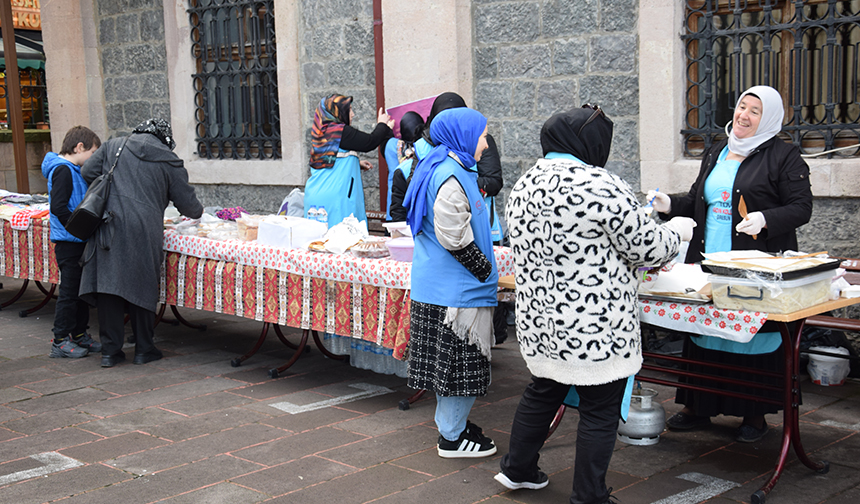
[{"left": 727, "top": 85, "right": 784, "bottom": 157}]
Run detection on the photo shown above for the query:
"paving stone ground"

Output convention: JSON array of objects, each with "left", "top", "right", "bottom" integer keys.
[{"left": 1, "top": 277, "right": 858, "bottom": 503}]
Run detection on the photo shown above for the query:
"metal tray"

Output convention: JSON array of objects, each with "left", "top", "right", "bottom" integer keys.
[
  {"left": 701, "top": 258, "right": 841, "bottom": 281},
  {"left": 638, "top": 293, "right": 711, "bottom": 304}
]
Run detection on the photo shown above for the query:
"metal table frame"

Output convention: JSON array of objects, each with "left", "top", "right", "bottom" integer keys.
[{"left": 638, "top": 296, "right": 860, "bottom": 504}]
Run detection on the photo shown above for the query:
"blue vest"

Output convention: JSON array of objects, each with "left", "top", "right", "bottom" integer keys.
[
  {"left": 43, "top": 153, "right": 87, "bottom": 243},
  {"left": 384, "top": 138, "right": 400, "bottom": 220},
  {"left": 410, "top": 156, "right": 498, "bottom": 307},
  {"left": 305, "top": 149, "right": 365, "bottom": 227}
]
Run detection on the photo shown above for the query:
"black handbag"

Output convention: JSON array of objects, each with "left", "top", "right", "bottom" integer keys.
[{"left": 65, "top": 136, "right": 129, "bottom": 240}]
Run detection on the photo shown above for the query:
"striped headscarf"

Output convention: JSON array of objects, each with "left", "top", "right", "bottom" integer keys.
[{"left": 309, "top": 94, "right": 352, "bottom": 170}]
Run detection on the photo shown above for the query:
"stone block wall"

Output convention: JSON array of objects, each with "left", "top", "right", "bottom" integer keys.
[
  {"left": 0, "top": 137, "right": 52, "bottom": 194},
  {"left": 95, "top": 0, "right": 170, "bottom": 138},
  {"left": 299, "top": 0, "right": 382, "bottom": 212},
  {"left": 473, "top": 0, "right": 640, "bottom": 223}
]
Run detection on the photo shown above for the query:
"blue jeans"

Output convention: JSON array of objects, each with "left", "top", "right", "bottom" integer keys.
[{"left": 435, "top": 394, "right": 477, "bottom": 441}]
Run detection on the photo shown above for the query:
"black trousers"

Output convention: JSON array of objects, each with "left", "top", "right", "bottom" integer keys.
[
  {"left": 52, "top": 241, "right": 89, "bottom": 340},
  {"left": 501, "top": 375, "right": 627, "bottom": 504},
  {"left": 96, "top": 293, "right": 157, "bottom": 358}
]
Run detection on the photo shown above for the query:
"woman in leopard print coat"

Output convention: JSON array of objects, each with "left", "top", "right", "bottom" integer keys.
[{"left": 496, "top": 106, "right": 695, "bottom": 503}]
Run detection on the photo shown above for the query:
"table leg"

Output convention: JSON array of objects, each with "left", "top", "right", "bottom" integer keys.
[
  {"left": 547, "top": 405, "right": 567, "bottom": 440},
  {"left": 231, "top": 321, "right": 271, "bottom": 368},
  {"left": 311, "top": 330, "right": 348, "bottom": 361},
  {"left": 268, "top": 328, "right": 310, "bottom": 378},
  {"left": 399, "top": 389, "right": 427, "bottom": 410},
  {"left": 169, "top": 305, "right": 207, "bottom": 331},
  {"left": 273, "top": 324, "right": 300, "bottom": 350},
  {"left": 18, "top": 282, "right": 56, "bottom": 318},
  {"left": 153, "top": 304, "right": 167, "bottom": 326},
  {"left": 35, "top": 281, "right": 57, "bottom": 299},
  {"left": 0, "top": 279, "right": 29, "bottom": 309},
  {"left": 751, "top": 320, "right": 828, "bottom": 504}
]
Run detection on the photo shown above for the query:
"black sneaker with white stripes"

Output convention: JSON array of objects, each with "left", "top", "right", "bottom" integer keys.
[{"left": 437, "top": 421, "right": 497, "bottom": 458}]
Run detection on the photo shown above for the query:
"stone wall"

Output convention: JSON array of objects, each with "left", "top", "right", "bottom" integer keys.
[
  {"left": 95, "top": 0, "right": 170, "bottom": 138},
  {"left": 298, "top": 0, "right": 382, "bottom": 212},
  {"left": 0, "top": 132, "right": 52, "bottom": 193},
  {"left": 473, "top": 0, "right": 640, "bottom": 222}
]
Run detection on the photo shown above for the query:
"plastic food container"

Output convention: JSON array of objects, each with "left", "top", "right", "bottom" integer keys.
[
  {"left": 236, "top": 215, "right": 263, "bottom": 241},
  {"left": 709, "top": 269, "right": 835, "bottom": 314},
  {"left": 807, "top": 346, "right": 850, "bottom": 386},
  {"left": 386, "top": 237, "right": 414, "bottom": 262},
  {"left": 382, "top": 221, "right": 413, "bottom": 238},
  {"left": 351, "top": 237, "right": 391, "bottom": 258}
]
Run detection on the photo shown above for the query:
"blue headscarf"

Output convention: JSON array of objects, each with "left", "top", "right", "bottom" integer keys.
[{"left": 403, "top": 108, "right": 487, "bottom": 235}]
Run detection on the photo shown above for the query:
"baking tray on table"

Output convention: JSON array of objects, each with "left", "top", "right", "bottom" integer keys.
[
  {"left": 700, "top": 258, "right": 842, "bottom": 281},
  {"left": 638, "top": 293, "right": 711, "bottom": 304}
]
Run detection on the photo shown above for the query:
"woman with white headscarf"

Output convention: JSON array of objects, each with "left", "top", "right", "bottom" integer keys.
[{"left": 647, "top": 85, "right": 813, "bottom": 443}]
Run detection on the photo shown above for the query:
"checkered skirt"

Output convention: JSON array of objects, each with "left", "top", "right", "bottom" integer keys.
[{"left": 406, "top": 300, "right": 490, "bottom": 396}]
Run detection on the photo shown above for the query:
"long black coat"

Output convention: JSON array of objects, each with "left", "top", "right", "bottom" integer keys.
[
  {"left": 79, "top": 134, "right": 203, "bottom": 311},
  {"left": 663, "top": 137, "right": 813, "bottom": 263}
]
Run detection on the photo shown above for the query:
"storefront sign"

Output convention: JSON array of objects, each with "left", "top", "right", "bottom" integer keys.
[{"left": 5, "top": 0, "right": 42, "bottom": 31}]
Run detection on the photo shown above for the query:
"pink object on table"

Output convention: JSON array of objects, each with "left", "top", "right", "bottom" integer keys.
[{"left": 386, "top": 237, "right": 414, "bottom": 262}]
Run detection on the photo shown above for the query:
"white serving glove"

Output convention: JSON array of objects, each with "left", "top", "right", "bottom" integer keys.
[
  {"left": 663, "top": 217, "right": 697, "bottom": 242},
  {"left": 645, "top": 190, "right": 671, "bottom": 213},
  {"left": 737, "top": 211, "right": 766, "bottom": 235}
]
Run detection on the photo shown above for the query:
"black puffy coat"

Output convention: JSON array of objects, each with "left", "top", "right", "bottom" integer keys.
[{"left": 663, "top": 137, "right": 813, "bottom": 263}]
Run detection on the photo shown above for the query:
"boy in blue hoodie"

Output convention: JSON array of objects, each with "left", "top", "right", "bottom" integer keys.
[{"left": 42, "top": 126, "right": 102, "bottom": 358}]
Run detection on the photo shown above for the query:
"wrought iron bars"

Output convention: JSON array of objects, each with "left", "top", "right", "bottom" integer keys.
[
  {"left": 682, "top": 0, "right": 860, "bottom": 158},
  {"left": 188, "top": 0, "right": 281, "bottom": 160}
]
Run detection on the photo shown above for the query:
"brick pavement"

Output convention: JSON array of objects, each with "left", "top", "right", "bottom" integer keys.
[{"left": 1, "top": 277, "right": 859, "bottom": 503}]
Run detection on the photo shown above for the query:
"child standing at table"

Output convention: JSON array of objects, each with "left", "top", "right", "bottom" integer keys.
[{"left": 42, "top": 126, "right": 102, "bottom": 358}]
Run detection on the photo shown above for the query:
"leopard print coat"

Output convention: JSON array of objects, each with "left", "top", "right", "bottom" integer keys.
[{"left": 506, "top": 158, "right": 681, "bottom": 386}]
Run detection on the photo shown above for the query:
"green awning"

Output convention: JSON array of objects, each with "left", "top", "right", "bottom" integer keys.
[
  {"left": 0, "top": 39, "right": 45, "bottom": 70},
  {"left": 0, "top": 57, "right": 44, "bottom": 70}
]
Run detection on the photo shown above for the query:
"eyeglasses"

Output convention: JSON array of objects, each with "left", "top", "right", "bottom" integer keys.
[{"left": 579, "top": 103, "right": 604, "bottom": 135}]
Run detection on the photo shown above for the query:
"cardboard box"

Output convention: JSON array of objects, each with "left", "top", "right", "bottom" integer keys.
[{"left": 257, "top": 216, "right": 326, "bottom": 249}]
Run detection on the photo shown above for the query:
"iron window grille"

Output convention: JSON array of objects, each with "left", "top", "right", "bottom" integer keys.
[
  {"left": 682, "top": 0, "right": 860, "bottom": 158},
  {"left": 188, "top": 0, "right": 281, "bottom": 160},
  {"left": 0, "top": 68, "right": 49, "bottom": 128}
]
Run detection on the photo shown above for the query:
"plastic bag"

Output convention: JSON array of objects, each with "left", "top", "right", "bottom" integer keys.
[{"left": 281, "top": 188, "right": 305, "bottom": 217}]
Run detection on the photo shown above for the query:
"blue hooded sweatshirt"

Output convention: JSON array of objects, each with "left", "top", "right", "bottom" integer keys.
[{"left": 42, "top": 152, "right": 88, "bottom": 243}]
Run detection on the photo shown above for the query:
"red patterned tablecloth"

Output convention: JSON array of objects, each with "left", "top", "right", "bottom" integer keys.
[
  {"left": 159, "top": 251, "right": 414, "bottom": 359},
  {"left": 0, "top": 218, "right": 59, "bottom": 284},
  {"left": 163, "top": 230, "right": 515, "bottom": 290},
  {"left": 639, "top": 297, "right": 767, "bottom": 343}
]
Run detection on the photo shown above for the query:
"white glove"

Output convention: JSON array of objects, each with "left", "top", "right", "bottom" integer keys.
[
  {"left": 736, "top": 211, "right": 766, "bottom": 236},
  {"left": 646, "top": 190, "right": 671, "bottom": 214},
  {"left": 664, "top": 217, "right": 697, "bottom": 242}
]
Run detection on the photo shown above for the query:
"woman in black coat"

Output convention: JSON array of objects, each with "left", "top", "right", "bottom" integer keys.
[
  {"left": 648, "top": 85, "right": 813, "bottom": 443},
  {"left": 80, "top": 119, "right": 203, "bottom": 368}
]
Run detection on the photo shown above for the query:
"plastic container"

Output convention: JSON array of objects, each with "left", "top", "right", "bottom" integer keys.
[
  {"left": 317, "top": 206, "right": 328, "bottom": 227},
  {"left": 307, "top": 206, "right": 319, "bottom": 222},
  {"left": 807, "top": 346, "right": 850, "bottom": 386},
  {"left": 236, "top": 214, "right": 263, "bottom": 241},
  {"left": 386, "top": 237, "right": 414, "bottom": 262},
  {"left": 382, "top": 221, "right": 412, "bottom": 238},
  {"left": 709, "top": 269, "right": 835, "bottom": 314}
]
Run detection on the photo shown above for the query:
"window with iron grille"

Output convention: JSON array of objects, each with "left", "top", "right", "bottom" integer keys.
[
  {"left": 188, "top": 0, "right": 280, "bottom": 160},
  {"left": 682, "top": 0, "right": 860, "bottom": 158}
]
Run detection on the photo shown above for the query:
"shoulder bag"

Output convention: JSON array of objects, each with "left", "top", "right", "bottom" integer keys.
[{"left": 65, "top": 136, "right": 130, "bottom": 240}]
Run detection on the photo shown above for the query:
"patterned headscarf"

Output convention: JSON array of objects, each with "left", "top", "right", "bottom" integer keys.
[
  {"left": 133, "top": 118, "right": 176, "bottom": 150},
  {"left": 309, "top": 94, "right": 353, "bottom": 170}
]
